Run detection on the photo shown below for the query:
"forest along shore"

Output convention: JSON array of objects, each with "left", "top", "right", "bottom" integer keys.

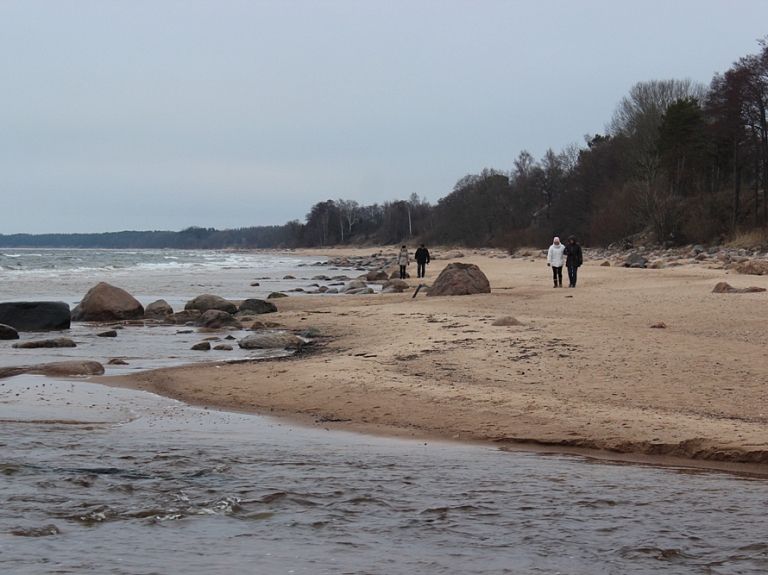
[{"left": 102, "top": 248, "right": 768, "bottom": 468}]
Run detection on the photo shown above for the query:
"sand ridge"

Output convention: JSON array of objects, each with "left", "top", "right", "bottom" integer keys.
[{"left": 101, "top": 248, "right": 768, "bottom": 468}]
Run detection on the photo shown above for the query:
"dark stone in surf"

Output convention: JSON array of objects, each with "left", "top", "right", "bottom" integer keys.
[
  {"left": 12, "top": 337, "right": 76, "bottom": 349},
  {"left": 0, "top": 301, "right": 71, "bottom": 331},
  {"left": 185, "top": 294, "right": 238, "bottom": 315},
  {"left": 0, "top": 323, "right": 19, "bottom": 340}
]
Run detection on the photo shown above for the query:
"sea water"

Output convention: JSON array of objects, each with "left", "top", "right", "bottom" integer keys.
[{"left": 1, "top": 249, "right": 767, "bottom": 574}]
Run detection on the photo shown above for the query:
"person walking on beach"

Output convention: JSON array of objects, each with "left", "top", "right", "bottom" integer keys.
[
  {"left": 547, "top": 237, "right": 565, "bottom": 287},
  {"left": 414, "top": 244, "right": 430, "bottom": 279},
  {"left": 563, "top": 235, "right": 583, "bottom": 288},
  {"left": 397, "top": 245, "right": 410, "bottom": 279}
]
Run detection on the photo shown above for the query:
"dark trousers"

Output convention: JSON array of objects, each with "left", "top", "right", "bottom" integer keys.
[
  {"left": 399, "top": 265, "right": 407, "bottom": 279},
  {"left": 567, "top": 266, "right": 578, "bottom": 287},
  {"left": 551, "top": 266, "right": 562, "bottom": 284},
  {"left": 417, "top": 262, "right": 426, "bottom": 278}
]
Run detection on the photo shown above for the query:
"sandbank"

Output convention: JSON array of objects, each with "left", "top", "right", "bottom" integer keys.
[{"left": 100, "top": 247, "right": 768, "bottom": 471}]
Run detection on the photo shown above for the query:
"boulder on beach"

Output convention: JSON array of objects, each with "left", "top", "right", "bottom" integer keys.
[
  {"left": 184, "top": 294, "right": 238, "bottom": 315},
  {"left": 191, "top": 341, "right": 211, "bottom": 351},
  {"left": 0, "top": 323, "right": 19, "bottom": 340},
  {"left": 267, "top": 292, "right": 288, "bottom": 299},
  {"left": 144, "top": 299, "right": 174, "bottom": 320},
  {"left": 365, "top": 270, "right": 389, "bottom": 282},
  {"left": 0, "top": 360, "right": 105, "bottom": 379},
  {"left": 340, "top": 279, "right": 368, "bottom": 293},
  {"left": 734, "top": 260, "right": 768, "bottom": 276},
  {"left": 71, "top": 283, "right": 144, "bottom": 322},
  {"left": 712, "top": 282, "right": 767, "bottom": 294},
  {"left": 0, "top": 301, "right": 71, "bottom": 331},
  {"left": 623, "top": 253, "right": 648, "bottom": 268},
  {"left": 238, "top": 332, "right": 305, "bottom": 350},
  {"left": 382, "top": 279, "right": 409, "bottom": 293},
  {"left": 12, "top": 337, "right": 77, "bottom": 349},
  {"left": 426, "top": 263, "right": 491, "bottom": 297},
  {"left": 238, "top": 298, "right": 278, "bottom": 314},
  {"left": 193, "top": 310, "right": 244, "bottom": 330}
]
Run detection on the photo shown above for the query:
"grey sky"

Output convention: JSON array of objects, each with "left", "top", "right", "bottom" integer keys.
[{"left": 1, "top": 0, "right": 765, "bottom": 234}]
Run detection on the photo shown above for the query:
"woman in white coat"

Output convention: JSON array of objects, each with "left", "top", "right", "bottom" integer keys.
[
  {"left": 547, "top": 237, "right": 565, "bottom": 287},
  {"left": 397, "top": 245, "right": 410, "bottom": 279}
]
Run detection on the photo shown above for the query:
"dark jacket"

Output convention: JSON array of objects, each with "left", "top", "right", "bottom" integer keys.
[
  {"left": 414, "top": 247, "right": 431, "bottom": 265},
  {"left": 564, "top": 238, "right": 583, "bottom": 268}
]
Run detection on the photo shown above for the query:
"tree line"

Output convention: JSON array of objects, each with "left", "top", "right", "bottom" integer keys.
[{"left": 2, "top": 39, "right": 767, "bottom": 251}]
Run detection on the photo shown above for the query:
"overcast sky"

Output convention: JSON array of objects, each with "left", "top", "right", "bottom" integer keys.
[{"left": 1, "top": 1, "right": 765, "bottom": 234}]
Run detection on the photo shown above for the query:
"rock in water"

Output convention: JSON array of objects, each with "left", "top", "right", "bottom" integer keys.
[
  {"left": 426, "top": 263, "right": 491, "bottom": 297},
  {"left": 144, "top": 299, "right": 174, "bottom": 320},
  {"left": 193, "top": 310, "right": 244, "bottom": 330},
  {"left": 71, "top": 283, "right": 144, "bottom": 322},
  {"left": 238, "top": 332, "right": 305, "bottom": 349},
  {"left": 168, "top": 309, "right": 202, "bottom": 324},
  {"left": 184, "top": 294, "right": 238, "bottom": 314},
  {"left": 0, "top": 323, "right": 20, "bottom": 340},
  {"left": 0, "top": 301, "right": 71, "bottom": 331},
  {"left": 12, "top": 337, "right": 77, "bottom": 349}
]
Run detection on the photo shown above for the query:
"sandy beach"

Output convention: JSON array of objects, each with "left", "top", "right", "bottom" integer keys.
[{"left": 102, "top": 248, "right": 768, "bottom": 469}]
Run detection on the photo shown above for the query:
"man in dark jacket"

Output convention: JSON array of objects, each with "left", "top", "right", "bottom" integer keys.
[
  {"left": 414, "top": 244, "right": 431, "bottom": 278},
  {"left": 563, "top": 235, "right": 583, "bottom": 288}
]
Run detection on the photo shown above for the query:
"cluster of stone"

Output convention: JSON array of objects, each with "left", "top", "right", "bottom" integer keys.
[{"left": 585, "top": 245, "right": 768, "bottom": 273}]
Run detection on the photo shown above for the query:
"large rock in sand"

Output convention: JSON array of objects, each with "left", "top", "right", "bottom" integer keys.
[
  {"left": 734, "top": 260, "right": 768, "bottom": 276},
  {"left": 0, "top": 301, "right": 72, "bottom": 331},
  {"left": 71, "top": 283, "right": 144, "bottom": 322},
  {"left": 184, "top": 294, "right": 238, "bottom": 314},
  {"left": 238, "top": 332, "right": 305, "bottom": 350},
  {"left": 365, "top": 270, "right": 390, "bottom": 281},
  {"left": 238, "top": 299, "right": 277, "bottom": 314},
  {"left": 426, "top": 263, "right": 491, "bottom": 297},
  {"left": 712, "top": 282, "right": 766, "bottom": 294}
]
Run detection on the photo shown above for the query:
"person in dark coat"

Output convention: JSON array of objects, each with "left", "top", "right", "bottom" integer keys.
[
  {"left": 414, "top": 244, "right": 431, "bottom": 278},
  {"left": 563, "top": 235, "right": 583, "bottom": 288}
]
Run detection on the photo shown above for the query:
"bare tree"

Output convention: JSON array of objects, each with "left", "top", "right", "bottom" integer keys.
[
  {"left": 336, "top": 199, "right": 359, "bottom": 243},
  {"left": 607, "top": 79, "right": 707, "bottom": 159}
]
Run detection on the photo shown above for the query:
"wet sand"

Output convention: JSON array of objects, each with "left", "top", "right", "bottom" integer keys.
[{"left": 101, "top": 248, "right": 768, "bottom": 468}]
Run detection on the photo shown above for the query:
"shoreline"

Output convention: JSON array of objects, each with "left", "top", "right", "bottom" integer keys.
[{"left": 98, "top": 248, "right": 768, "bottom": 474}]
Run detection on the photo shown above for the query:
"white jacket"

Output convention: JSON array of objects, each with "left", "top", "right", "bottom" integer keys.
[{"left": 547, "top": 243, "right": 565, "bottom": 267}]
